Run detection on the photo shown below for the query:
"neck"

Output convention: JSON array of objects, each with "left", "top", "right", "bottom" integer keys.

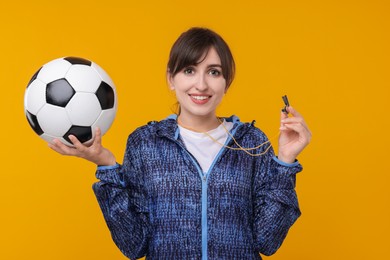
[{"left": 177, "top": 114, "right": 221, "bottom": 132}]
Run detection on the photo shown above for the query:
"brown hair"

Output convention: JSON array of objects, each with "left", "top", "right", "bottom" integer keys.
[{"left": 167, "top": 27, "right": 235, "bottom": 89}]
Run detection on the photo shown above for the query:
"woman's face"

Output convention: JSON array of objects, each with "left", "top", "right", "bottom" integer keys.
[{"left": 168, "top": 47, "right": 227, "bottom": 122}]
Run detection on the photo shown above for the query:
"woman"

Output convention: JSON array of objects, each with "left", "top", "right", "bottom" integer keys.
[{"left": 49, "top": 27, "right": 311, "bottom": 259}]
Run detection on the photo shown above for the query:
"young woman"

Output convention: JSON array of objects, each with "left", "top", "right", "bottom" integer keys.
[{"left": 49, "top": 27, "right": 311, "bottom": 259}]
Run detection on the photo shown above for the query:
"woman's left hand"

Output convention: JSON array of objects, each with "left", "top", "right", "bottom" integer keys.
[{"left": 277, "top": 106, "right": 312, "bottom": 163}]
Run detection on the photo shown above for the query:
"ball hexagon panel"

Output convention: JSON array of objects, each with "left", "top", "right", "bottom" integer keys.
[
  {"left": 96, "top": 81, "right": 115, "bottom": 109},
  {"left": 37, "top": 104, "right": 72, "bottom": 136},
  {"left": 66, "top": 93, "right": 102, "bottom": 126},
  {"left": 40, "top": 133, "right": 72, "bottom": 147},
  {"left": 91, "top": 62, "right": 115, "bottom": 87},
  {"left": 36, "top": 58, "right": 72, "bottom": 84},
  {"left": 65, "top": 64, "right": 101, "bottom": 93},
  {"left": 46, "top": 78, "right": 75, "bottom": 107},
  {"left": 24, "top": 79, "right": 47, "bottom": 115},
  {"left": 92, "top": 108, "right": 116, "bottom": 134}
]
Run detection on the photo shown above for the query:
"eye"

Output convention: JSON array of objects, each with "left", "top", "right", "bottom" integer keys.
[
  {"left": 183, "top": 67, "right": 194, "bottom": 74},
  {"left": 209, "top": 69, "right": 221, "bottom": 76}
]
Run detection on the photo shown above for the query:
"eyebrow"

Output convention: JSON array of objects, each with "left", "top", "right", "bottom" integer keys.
[{"left": 207, "top": 64, "right": 222, "bottom": 68}]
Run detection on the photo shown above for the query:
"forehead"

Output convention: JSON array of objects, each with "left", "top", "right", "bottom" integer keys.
[{"left": 196, "top": 47, "right": 221, "bottom": 65}]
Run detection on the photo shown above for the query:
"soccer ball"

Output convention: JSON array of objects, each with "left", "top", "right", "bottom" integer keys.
[{"left": 24, "top": 57, "right": 117, "bottom": 146}]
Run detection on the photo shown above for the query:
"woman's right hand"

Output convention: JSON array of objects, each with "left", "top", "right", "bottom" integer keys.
[{"left": 48, "top": 127, "right": 116, "bottom": 166}]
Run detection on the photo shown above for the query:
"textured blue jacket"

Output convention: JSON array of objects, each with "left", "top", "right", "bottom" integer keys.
[{"left": 93, "top": 115, "right": 302, "bottom": 260}]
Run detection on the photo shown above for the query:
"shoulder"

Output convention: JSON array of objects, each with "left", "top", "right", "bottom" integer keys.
[
  {"left": 126, "top": 116, "right": 177, "bottom": 144},
  {"left": 230, "top": 118, "right": 275, "bottom": 157},
  {"left": 247, "top": 125, "right": 268, "bottom": 139},
  {"left": 228, "top": 115, "right": 269, "bottom": 143},
  {"left": 238, "top": 126, "right": 270, "bottom": 149}
]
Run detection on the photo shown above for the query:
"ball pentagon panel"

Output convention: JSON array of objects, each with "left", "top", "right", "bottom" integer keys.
[
  {"left": 27, "top": 67, "right": 42, "bottom": 86},
  {"left": 96, "top": 81, "right": 115, "bottom": 110},
  {"left": 64, "top": 57, "right": 92, "bottom": 66},
  {"left": 63, "top": 125, "right": 92, "bottom": 144},
  {"left": 26, "top": 111, "right": 44, "bottom": 136},
  {"left": 46, "top": 78, "right": 75, "bottom": 107}
]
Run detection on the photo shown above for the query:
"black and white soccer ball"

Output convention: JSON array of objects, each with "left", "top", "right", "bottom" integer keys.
[{"left": 24, "top": 57, "right": 117, "bottom": 146}]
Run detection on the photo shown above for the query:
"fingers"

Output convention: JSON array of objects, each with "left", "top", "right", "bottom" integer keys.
[
  {"left": 281, "top": 115, "right": 306, "bottom": 127},
  {"left": 286, "top": 106, "right": 301, "bottom": 117},
  {"left": 48, "top": 140, "right": 63, "bottom": 154},
  {"left": 279, "top": 106, "right": 312, "bottom": 141},
  {"left": 47, "top": 128, "right": 111, "bottom": 165},
  {"left": 280, "top": 107, "right": 290, "bottom": 128},
  {"left": 280, "top": 110, "right": 289, "bottom": 121},
  {"left": 69, "top": 135, "right": 85, "bottom": 151},
  {"left": 48, "top": 138, "right": 77, "bottom": 156},
  {"left": 280, "top": 120, "right": 311, "bottom": 140},
  {"left": 281, "top": 106, "right": 309, "bottom": 127},
  {"left": 282, "top": 121, "right": 311, "bottom": 138},
  {"left": 282, "top": 106, "right": 302, "bottom": 120},
  {"left": 93, "top": 127, "right": 102, "bottom": 147},
  {"left": 48, "top": 135, "right": 88, "bottom": 157}
]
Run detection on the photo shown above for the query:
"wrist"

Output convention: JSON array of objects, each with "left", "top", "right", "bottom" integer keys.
[
  {"left": 99, "top": 158, "right": 116, "bottom": 166},
  {"left": 95, "top": 151, "right": 116, "bottom": 166},
  {"left": 277, "top": 154, "right": 295, "bottom": 164}
]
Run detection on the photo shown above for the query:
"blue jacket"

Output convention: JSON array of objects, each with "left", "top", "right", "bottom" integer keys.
[{"left": 93, "top": 115, "right": 302, "bottom": 259}]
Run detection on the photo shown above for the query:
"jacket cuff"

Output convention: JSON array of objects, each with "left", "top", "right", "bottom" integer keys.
[
  {"left": 270, "top": 156, "right": 302, "bottom": 190},
  {"left": 272, "top": 156, "right": 300, "bottom": 167},
  {"left": 95, "top": 163, "right": 123, "bottom": 185}
]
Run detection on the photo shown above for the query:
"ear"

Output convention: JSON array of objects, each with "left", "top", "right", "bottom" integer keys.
[{"left": 167, "top": 71, "right": 175, "bottom": 90}]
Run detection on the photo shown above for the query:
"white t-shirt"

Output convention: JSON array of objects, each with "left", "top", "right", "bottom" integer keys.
[{"left": 178, "top": 120, "right": 234, "bottom": 174}]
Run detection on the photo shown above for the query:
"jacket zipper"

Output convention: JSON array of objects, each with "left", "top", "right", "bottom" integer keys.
[{"left": 167, "top": 124, "right": 242, "bottom": 260}]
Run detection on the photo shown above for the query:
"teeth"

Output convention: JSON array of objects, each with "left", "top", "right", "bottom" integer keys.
[{"left": 192, "top": 96, "right": 209, "bottom": 100}]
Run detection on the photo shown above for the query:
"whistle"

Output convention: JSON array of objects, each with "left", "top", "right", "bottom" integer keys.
[{"left": 282, "top": 95, "right": 290, "bottom": 114}]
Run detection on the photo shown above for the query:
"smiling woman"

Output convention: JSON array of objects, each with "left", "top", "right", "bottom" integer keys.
[
  {"left": 48, "top": 27, "right": 311, "bottom": 259},
  {"left": 167, "top": 47, "right": 227, "bottom": 132}
]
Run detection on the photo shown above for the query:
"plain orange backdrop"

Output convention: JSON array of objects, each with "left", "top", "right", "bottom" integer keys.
[{"left": 0, "top": 1, "right": 389, "bottom": 259}]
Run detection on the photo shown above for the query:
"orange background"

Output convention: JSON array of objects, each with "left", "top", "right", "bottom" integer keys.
[{"left": 0, "top": 1, "right": 389, "bottom": 259}]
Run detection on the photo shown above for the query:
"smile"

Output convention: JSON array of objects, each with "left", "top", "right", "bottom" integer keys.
[
  {"left": 189, "top": 94, "right": 211, "bottom": 104},
  {"left": 192, "top": 96, "right": 209, "bottom": 100}
]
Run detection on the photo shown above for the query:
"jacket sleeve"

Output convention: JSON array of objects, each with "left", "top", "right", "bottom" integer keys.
[
  {"left": 253, "top": 140, "right": 302, "bottom": 256},
  {"left": 92, "top": 135, "right": 150, "bottom": 259}
]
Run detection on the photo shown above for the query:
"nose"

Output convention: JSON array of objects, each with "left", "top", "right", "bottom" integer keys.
[{"left": 195, "top": 74, "right": 208, "bottom": 91}]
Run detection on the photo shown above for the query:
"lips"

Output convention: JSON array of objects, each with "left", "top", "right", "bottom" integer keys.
[{"left": 189, "top": 94, "right": 211, "bottom": 104}]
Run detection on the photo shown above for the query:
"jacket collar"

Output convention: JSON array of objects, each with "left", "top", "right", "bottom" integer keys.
[{"left": 151, "top": 114, "right": 254, "bottom": 141}]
